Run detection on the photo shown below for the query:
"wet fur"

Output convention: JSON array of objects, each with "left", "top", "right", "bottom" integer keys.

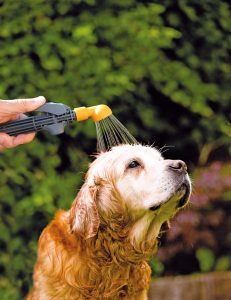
[{"left": 28, "top": 180, "right": 154, "bottom": 299}]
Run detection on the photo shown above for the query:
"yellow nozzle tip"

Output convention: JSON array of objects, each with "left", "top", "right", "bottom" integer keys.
[
  {"left": 74, "top": 104, "right": 112, "bottom": 122},
  {"left": 91, "top": 104, "right": 112, "bottom": 122}
]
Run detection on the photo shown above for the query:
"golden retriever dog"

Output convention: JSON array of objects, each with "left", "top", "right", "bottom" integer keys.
[{"left": 27, "top": 144, "right": 191, "bottom": 300}]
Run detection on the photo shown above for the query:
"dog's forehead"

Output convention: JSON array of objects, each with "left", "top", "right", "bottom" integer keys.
[
  {"left": 89, "top": 145, "right": 163, "bottom": 175},
  {"left": 110, "top": 144, "right": 162, "bottom": 161}
]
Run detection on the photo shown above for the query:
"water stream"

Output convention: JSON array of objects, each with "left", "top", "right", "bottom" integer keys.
[{"left": 95, "top": 114, "right": 138, "bottom": 152}]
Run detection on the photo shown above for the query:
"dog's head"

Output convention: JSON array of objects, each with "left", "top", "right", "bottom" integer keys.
[{"left": 70, "top": 145, "right": 191, "bottom": 248}]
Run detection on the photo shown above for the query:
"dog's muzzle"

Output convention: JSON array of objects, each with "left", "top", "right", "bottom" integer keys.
[{"left": 150, "top": 179, "right": 191, "bottom": 212}]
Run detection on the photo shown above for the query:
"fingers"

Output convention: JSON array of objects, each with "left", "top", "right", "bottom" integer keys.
[
  {"left": 13, "top": 133, "right": 36, "bottom": 145},
  {"left": 0, "top": 96, "right": 46, "bottom": 114},
  {"left": 0, "top": 132, "right": 36, "bottom": 151}
]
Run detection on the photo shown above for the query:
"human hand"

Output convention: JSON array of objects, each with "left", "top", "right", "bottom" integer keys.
[{"left": 0, "top": 96, "right": 46, "bottom": 150}]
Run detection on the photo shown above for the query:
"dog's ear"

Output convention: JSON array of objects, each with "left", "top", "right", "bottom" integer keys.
[{"left": 69, "top": 183, "right": 100, "bottom": 239}]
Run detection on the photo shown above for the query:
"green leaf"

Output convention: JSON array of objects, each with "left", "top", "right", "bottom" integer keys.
[
  {"left": 196, "top": 248, "right": 215, "bottom": 272},
  {"left": 215, "top": 256, "right": 231, "bottom": 271}
]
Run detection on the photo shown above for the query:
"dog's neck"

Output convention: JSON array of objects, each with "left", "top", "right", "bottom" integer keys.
[
  {"left": 93, "top": 186, "right": 165, "bottom": 263},
  {"left": 84, "top": 214, "right": 159, "bottom": 266}
]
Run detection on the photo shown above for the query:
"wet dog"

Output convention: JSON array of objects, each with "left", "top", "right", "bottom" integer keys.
[{"left": 28, "top": 145, "right": 191, "bottom": 300}]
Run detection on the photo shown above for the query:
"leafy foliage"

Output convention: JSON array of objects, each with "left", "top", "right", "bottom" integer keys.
[{"left": 0, "top": 0, "right": 230, "bottom": 298}]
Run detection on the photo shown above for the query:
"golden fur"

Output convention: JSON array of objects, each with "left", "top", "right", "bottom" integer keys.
[{"left": 27, "top": 145, "right": 191, "bottom": 300}]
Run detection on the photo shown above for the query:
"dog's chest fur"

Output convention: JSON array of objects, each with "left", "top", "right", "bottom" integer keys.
[{"left": 29, "top": 212, "right": 153, "bottom": 300}]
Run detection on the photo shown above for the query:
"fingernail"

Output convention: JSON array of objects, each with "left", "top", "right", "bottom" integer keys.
[{"left": 35, "top": 96, "right": 46, "bottom": 103}]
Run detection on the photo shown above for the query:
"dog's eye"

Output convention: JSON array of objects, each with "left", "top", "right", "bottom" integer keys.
[{"left": 128, "top": 160, "right": 140, "bottom": 168}]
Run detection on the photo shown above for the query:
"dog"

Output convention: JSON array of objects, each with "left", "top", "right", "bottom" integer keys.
[{"left": 27, "top": 144, "right": 191, "bottom": 300}]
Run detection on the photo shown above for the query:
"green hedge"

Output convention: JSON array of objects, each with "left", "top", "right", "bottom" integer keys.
[{"left": 0, "top": 0, "right": 230, "bottom": 298}]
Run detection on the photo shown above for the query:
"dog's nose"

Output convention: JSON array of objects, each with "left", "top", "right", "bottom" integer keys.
[{"left": 166, "top": 160, "right": 187, "bottom": 173}]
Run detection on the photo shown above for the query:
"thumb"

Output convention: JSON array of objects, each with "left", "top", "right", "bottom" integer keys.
[{"left": 1, "top": 96, "right": 46, "bottom": 114}]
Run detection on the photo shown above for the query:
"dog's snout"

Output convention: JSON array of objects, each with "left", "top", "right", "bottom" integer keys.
[{"left": 166, "top": 160, "right": 187, "bottom": 173}]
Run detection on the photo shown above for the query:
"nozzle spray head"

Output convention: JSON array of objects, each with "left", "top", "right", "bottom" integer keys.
[
  {"left": 74, "top": 105, "right": 112, "bottom": 122},
  {"left": 91, "top": 105, "right": 113, "bottom": 122}
]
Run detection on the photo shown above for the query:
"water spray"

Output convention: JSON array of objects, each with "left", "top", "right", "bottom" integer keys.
[{"left": 0, "top": 102, "right": 137, "bottom": 151}]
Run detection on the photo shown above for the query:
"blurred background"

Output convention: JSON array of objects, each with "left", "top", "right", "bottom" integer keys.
[{"left": 0, "top": 0, "right": 230, "bottom": 299}]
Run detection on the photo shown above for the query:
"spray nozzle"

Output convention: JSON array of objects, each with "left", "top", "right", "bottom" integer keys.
[{"left": 0, "top": 102, "right": 113, "bottom": 136}]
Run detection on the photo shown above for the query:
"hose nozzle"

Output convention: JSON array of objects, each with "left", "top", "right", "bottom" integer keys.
[
  {"left": 0, "top": 102, "right": 113, "bottom": 136},
  {"left": 74, "top": 105, "right": 112, "bottom": 122}
]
